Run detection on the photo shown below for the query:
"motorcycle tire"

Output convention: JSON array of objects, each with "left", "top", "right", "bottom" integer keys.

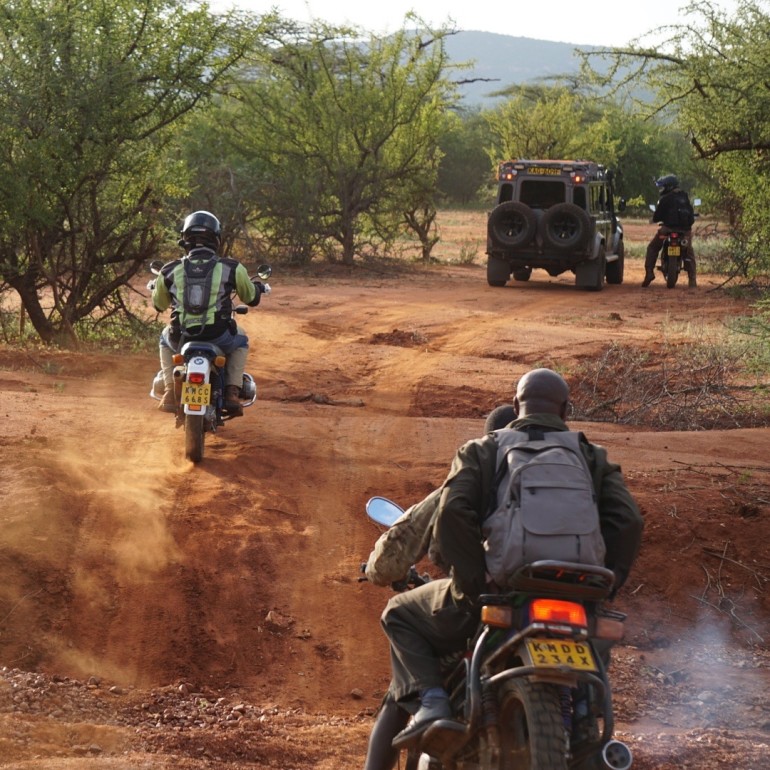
[
  {"left": 184, "top": 413, "right": 205, "bottom": 463},
  {"left": 497, "top": 678, "right": 568, "bottom": 770},
  {"left": 665, "top": 253, "right": 679, "bottom": 289}
]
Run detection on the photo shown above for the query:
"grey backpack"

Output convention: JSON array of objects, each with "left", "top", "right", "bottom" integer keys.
[{"left": 482, "top": 429, "right": 606, "bottom": 589}]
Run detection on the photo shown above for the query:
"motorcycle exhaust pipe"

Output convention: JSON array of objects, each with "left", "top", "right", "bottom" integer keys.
[{"left": 601, "top": 739, "right": 633, "bottom": 770}]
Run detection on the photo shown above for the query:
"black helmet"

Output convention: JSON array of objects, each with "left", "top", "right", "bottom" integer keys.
[
  {"left": 180, "top": 210, "right": 221, "bottom": 249},
  {"left": 655, "top": 175, "right": 679, "bottom": 195}
]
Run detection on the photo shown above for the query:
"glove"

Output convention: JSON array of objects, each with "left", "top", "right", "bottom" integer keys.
[
  {"left": 252, "top": 280, "right": 265, "bottom": 294},
  {"left": 146, "top": 279, "right": 156, "bottom": 292}
]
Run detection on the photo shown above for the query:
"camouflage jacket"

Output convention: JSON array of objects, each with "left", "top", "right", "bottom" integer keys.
[{"left": 364, "top": 487, "right": 444, "bottom": 586}]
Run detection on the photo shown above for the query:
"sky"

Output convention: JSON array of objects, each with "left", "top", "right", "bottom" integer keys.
[{"left": 208, "top": 0, "right": 743, "bottom": 46}]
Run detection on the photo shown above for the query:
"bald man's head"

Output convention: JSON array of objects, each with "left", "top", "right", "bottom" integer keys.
[{"left": 514, "top": 368, "right": 570, "bottom": 418}]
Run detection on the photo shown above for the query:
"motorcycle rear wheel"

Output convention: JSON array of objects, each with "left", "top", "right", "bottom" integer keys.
[
  {"left": 497, "top": 678, "right": 569, "bottom": 770},
  {"left": 184, "top": 414, "right": 205, "bottom": 463},
  {"left": 664, "top": 252, "right": 679, "bottom": 288}
]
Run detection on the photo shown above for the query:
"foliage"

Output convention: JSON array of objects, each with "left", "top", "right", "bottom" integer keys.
[
  {"left": 0, "top": 0, "right": 258, "bottom": 346},
  {"left": 437, "top": 109, "right": 494, "bottom": 205},
  {"left": 220, "top": 16, "right": 462, "bottom": 265},
  {"left": 579, "top": 0, "right": 770, "bottom": 281}
]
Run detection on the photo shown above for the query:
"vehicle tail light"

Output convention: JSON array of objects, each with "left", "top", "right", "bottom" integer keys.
[
  {"left": 188, "top": 372, "right": 205, "bottom": 384},
  {"left": 529, "top": 599, "right": 587, "bottom": 627}
]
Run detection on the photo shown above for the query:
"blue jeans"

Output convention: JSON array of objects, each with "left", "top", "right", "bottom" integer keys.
[{"left": 160, "top": 325, "right": 249, "bottom": 354}]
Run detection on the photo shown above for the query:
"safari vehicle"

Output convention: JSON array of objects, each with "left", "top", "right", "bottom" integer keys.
[{"left": 485, "top": 159, "right": 626, "bottom": 291}]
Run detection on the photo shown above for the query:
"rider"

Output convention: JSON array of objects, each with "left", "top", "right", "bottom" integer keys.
[
  {"left": 643, "top": 174, "right": 697, "bottom": 288},
  {"left": 363, "top": 405, "right": 517, "bottom": 770},
  {"left": 377, "top": 368, "right": 643, "bottom": 747},
  {"left": 151, "top": 210, "right": 266, "bottom": 416}
]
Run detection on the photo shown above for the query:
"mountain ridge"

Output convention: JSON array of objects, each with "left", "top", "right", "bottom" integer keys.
[{"left": 444, "top": 30, "right": 602, "bottom": 105}]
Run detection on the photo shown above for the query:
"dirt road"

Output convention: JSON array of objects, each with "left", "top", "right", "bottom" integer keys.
[{"left": 1, "top": 250, "right": 769, "bottom": 769}]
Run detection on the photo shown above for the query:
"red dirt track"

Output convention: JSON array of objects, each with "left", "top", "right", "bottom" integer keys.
[{"left": 1, "top": 240, "right": 769, "bottom": 768}]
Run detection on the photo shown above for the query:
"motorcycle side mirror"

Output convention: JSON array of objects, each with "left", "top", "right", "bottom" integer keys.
[
  {"left": 255, "top": 264, "right": 272, "bottom": 281},
  {"left": 649, "top": 204, "right": 656, "bottom": 212},
  {"left": 366, "top": 496, "right": 405, "bottom": 527},
  {"left": 149, "top": 259, "right": 164, "bottom": 275}
]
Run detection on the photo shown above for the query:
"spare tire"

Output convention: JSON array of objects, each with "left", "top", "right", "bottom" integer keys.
[
  {"left": 541, "top": 203, "right": 592, "bottom": 253},
  {"left": 488, "top": 202, "right": 537, "bottom": 250}
]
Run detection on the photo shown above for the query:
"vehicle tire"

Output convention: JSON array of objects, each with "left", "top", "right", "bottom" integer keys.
[
  {"left": 512, "top": 267, "right": 532, "bottom": 282},
  {"left": 605, "top": 239, "right": 624, "bottom": 285},
  {"left": 487, "top": 255, "right": 511, "bottom": 287},
  {"left": 665, "top": 252, "right": 679, "bottom": 288},
  {"left": 488, "top": 202, "right": 538, "bottom": 250},
  {"left": 541, "top": 203, "right": 592, "bottom": 253},
  {"left": 497, "top": 678, "right": 569, "bottom": 770},
  {"left": 185, "top": 414, "right": 205, "bottom": 463},
  {"left": 583, "top": 247, "right": 605, "bottom": 292}
]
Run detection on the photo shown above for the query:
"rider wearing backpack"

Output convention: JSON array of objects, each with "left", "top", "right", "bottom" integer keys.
[
  {"left": 643, "top": 174, "right": 698, "bottom": 288},
  {"left": 151, "top": 211, "right": 266, "bottom": 416},
  {"left": 378, "top": 368, "right": 643, "bottom": 746}
]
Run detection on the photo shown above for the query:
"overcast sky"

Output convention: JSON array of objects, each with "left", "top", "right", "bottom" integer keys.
[{"left": 208, "top": 0, "right": 743, "bottom": 46}]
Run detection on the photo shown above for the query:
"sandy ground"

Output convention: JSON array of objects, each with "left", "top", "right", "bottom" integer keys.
[{"left": 1, "top": 233, "right": 769, "bottom": 769}]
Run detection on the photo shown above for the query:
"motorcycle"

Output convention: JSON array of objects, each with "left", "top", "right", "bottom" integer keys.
[
  {"left": 148, "top": 262, "right": 272, "bottom": 463},
  {"left": 363, "top": 496, "right": 633, "bottom": 770},
  {"left": 649, "top": 200, "right": 700, "bottom": 289}
]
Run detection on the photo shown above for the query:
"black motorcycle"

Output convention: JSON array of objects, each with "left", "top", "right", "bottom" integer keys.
[
  {"left": 649, "top": 201, "right": 700, "bottom": 289},
  {"left": 363, "top": 496, "right": 633, "bottom": 770}
]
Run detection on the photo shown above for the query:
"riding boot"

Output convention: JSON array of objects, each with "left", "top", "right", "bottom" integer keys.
[
  {"left": 363, "top": 693, "right": 410, "bottom": 770},
  {"left": 158, "top": 344, "right": 176, "bottom": 413},
  {"left": 223, "top": 385, "right": 242, "bottom": 416}
]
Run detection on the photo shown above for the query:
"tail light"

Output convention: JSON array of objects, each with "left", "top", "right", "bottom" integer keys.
[
  {"left": 529, "top": 599, "right": 587, "bottom": 627},
  {"left": 188, "top": 372, "right": 205, "bottom": 384}
]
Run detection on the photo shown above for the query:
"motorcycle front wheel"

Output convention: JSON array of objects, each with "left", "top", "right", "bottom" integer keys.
[
  {"left": 497, "top": 678, "right": 569, "bottom": 770},
  {"left": 184, "top": 414, "right": 205, "bottom": 463}
]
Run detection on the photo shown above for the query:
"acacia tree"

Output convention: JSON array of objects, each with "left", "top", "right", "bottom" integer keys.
[
  {"left": 228, "top": 17, "right": 461, "bottom": 265},
  {"left": 581, "top": 0, "right": 770, "bottom": 275},
  {"left": 0, "top": 0, "right": 259, "bottom": 345}
]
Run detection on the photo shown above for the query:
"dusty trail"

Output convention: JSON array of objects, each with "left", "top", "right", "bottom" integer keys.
[{"left": 0, "top": 254, "right": 769, "bottom": 768}]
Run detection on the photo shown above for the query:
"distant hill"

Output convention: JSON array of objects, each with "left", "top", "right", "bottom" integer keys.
[{"left": 444, "top": 31, "right": 603, "bottom": 106}]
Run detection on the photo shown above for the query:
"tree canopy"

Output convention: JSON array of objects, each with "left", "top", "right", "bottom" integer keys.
[{"left": 0, "top": 0, "right": 258, "bottom": 344}]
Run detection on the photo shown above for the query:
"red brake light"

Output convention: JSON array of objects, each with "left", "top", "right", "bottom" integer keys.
[
  {"left": 530, "top": 599, "right": 587, "bottom": 627},
  {"left": 188, "top": 372, "right": 205, "bottom": 384}
]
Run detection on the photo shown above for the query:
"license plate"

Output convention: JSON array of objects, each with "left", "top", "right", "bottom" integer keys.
[
  {"left": 525, "top": 639, "right": 598, "bottom": 671},
  {"left": 182, "top": 383, "right": 211, "bottom": 406},
  {"left": 668, "top": 245, "right": 681, "bottom": 256},
  {"left": 528, "top": 166, "right": 562, "bottom": 176}
]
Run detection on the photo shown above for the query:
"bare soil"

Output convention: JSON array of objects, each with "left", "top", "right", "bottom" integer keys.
[{"left": 1, "top": 216, "right": 769, "bottom": 769}]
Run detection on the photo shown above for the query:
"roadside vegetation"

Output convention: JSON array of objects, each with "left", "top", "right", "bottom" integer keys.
[{"left": 0, "top": 0, "right": 770, "bottom": 349}]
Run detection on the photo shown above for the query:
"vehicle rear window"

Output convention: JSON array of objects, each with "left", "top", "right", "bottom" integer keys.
[{"left": 519, "top": 180, "right": 565, "bottom": 208}]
